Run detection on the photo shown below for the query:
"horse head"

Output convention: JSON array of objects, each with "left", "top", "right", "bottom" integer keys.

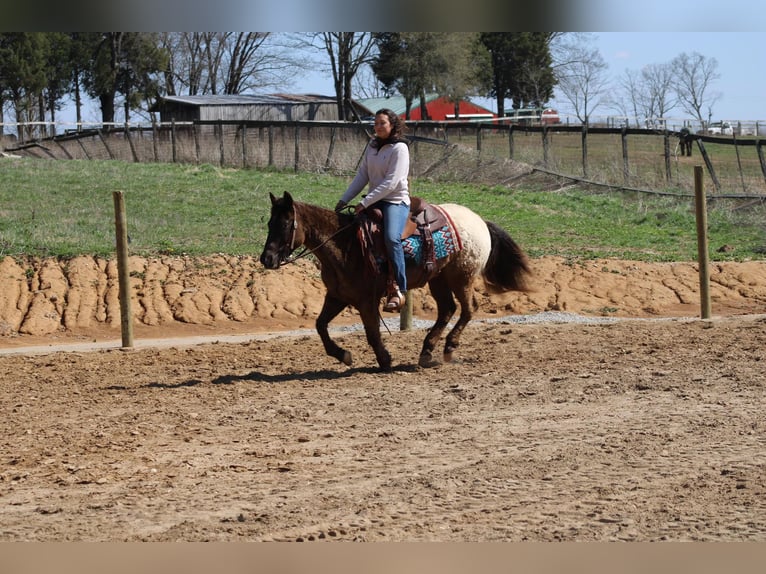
[{"left": 259, "top": 192, "right": 297, "bottom": 269}]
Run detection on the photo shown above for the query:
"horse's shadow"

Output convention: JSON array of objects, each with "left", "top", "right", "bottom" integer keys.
[{"left": 212, "top": 363, "right": 417, "bottom": 385}]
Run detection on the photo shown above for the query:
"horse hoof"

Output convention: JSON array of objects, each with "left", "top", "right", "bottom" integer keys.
[
  {"left": 419, "top": 354, "right": 439, "bottom": 368},
  {"left": 443, "top": 351, "right": 453, "bottom": 363},
  {"left": 341, "top": 351, "right": 352, "bottom": 366}
]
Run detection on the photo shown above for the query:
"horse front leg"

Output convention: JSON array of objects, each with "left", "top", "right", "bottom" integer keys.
[
  {"left": 358, "top": 304, "right": 392, "bottom": 372},
  {"left": 419, "top": 276, "right": 457, "bottom": 368},
  {"left": 316, "top": 295, "right": 352, "bottom": 366}
]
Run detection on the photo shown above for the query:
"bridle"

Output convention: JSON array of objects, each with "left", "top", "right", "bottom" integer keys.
[{"left": 277, "top": 206, "right": 355, "bottom": 266}]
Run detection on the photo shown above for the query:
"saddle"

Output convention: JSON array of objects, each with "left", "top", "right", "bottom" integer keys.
[{"left": 356, "top": 196, "right": 460, "bottom": 280}]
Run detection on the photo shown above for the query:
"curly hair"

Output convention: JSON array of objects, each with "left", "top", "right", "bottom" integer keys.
[{"left": 371, "top": 108, "right": 408, "bottom": 149}]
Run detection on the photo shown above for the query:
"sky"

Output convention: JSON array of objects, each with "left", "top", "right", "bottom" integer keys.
[
  {"left": 4, "top": 1, "right": 765, "bottom": 126},
  {"left": 50, "top": 31, "right": 765, "bottom": 128}
]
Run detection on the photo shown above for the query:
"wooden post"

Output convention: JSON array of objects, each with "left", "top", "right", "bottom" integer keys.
[
  {"left": 193, "top": 122, "right": 200, "bottom": 164},
  {"left": 694, "top": 166, "right": 712, "bottom": 320},
  {"left": 400, "top": 290, "right": 413, "bottom": 331},
  {"left": 171, "top": 118, "right": 177, "bottom": 163},
  {"left": 757, "top": 140, "right": 766, "bottom": 185},
  {"left": 325, "top": 127, "right": 337, "bottom": 169},
  {"left": 621, "top": 126, "right": 629, "bottom": 184},
  {"left": 218, "top": 121, "right": 225, "bottom": 166},
  {"left": 151, "top": 118, "right": 159, "bottom": 162},
  {"left": 542, "top": 126, "right": 549, "bottom": 167},
  {"left": 124, "top": 122, "right": 139, "bottom": 162},
  {"left": 696, "top": 139, "right": 721, "bottom": 193},
  {"left": 663, "top": 131, "right": 671, "bottom": 182},
  {"left": 508, "top": 125, "right": 514, "bottom": 160},
  {"left": 294, "top": 125, "right": 300, "bottom": 172},
  {"left": 581, "top": 124, "right": 588, "bottom": 178},
  {"left": 112, "top": 191, "right": 134, "bottom": 348},
  {"left": 241, "top": 124, "right": 248, "bottom": 168}
]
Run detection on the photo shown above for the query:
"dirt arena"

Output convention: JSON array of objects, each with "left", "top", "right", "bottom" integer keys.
[{"left": 1, "top": 255, "right": 765, "bottom": 541}]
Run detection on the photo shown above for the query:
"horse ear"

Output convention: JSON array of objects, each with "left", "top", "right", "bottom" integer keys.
[
  {"left": 269, "top": 192, "right": 278, "bottom": 205},
  {"left": 283, "top": 191, "right": 294, "bottom": 206}
]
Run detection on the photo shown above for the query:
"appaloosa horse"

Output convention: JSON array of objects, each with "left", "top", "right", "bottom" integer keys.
[{"left": 259, "top": 192, "right": 531, "bottom": 371}]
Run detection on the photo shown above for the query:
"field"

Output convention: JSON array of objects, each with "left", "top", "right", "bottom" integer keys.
[{"left": 1, "top": 157, "right": 765, "bottom": 541}]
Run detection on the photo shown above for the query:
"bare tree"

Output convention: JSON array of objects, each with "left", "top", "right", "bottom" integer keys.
[
  {"left": 670, "top": 51, "right": 720, "bottom": 126},
  {"left": 612, "top": 68, "right": 643, "bottom": 126},
  {"left": 159, "top": 32, "right": 301, "bottom": 97},
  {"left": 554, "top": 36, "right": 610, "bottom": 124},
  {"left": 614, "top": 63, "right": 677, "bottom": 128},
  {"left": 642, "top": 62, "right": 677, "bottom": 126},
  {"left": 316, "top": 33, "right": 376, "bottom": 120}
]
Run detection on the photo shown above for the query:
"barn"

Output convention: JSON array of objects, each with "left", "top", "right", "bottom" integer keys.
[
  {"left": 149, "top": 94, "right": 369, "bottom": 123},
  {"left": 356, "top": 94, "right": 496, "bottom": 121}
]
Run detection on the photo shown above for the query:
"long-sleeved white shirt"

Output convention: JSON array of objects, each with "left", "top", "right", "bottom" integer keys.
[{"left": 340, "top": 140, "right": 410, "bottom": 208}]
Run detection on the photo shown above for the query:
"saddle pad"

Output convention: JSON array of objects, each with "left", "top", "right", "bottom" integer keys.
[{"left": 402, "top": 225, "right": 461, "bottom": 264}]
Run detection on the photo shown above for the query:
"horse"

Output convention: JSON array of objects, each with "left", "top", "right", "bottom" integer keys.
[{"left": 259, "top": 191, "right": 531, "bottom": 371}]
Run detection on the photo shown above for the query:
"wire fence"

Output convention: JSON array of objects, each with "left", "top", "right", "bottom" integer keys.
[{"left": 2, "top": 119, "right": 766, "bottom": 199}]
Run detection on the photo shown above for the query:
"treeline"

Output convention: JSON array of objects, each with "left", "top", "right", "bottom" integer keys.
[
  {"left": 0, "top": 32, "right": 725, "bottom": 140},
  {"left": 0, "top": 33, "right": 559, "bottom": 136}
]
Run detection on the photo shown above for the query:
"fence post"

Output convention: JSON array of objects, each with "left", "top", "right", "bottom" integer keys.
[
  {"left": 268, "top": 126, "right": 274, "bottom": 167},
  {"left": 581, "top": 124, "right": 588, "bottom": 178},
  {"left": 124, "top": 122, "right": 139, "bottom": 162},
  {"left": 218, "top": 121, "right": 225, "bottom": 167},
  {"left": 542, "top": 126, "right": 549, "bottom": 167},
  {"left": 694, "top": 166, "right": 712, "bottom": 319},
  {"left": 171, "top": 118, "right": 177, "bottom": 163},
  {"left": 476, "top": 125, "right": 482, "bottom": 153},
  {"left": 98, "top": 130, "right": 115, "bottom": 160},
  {"left": 294, "top": 125, "right": 300, "bottom": 172},
  {"left": 112, "top": 191, "right": 134, "bottom": 348},
  {"left": 621, "top": 126, "right": 629, "bottom": 184},
  {"left": 325, "top": 127, "right": 337, "bottom": 169},
  {"left": 695, "top": 139, "right": 721, "bottom": 193},
  {"left": 508, "top": 124, "right": 514, "bottom": 160},
  {"left": 663, "top": 130, "right": 671, "bottom": 182},
  {"left": 757, "top": 140, "right": 766, "bottom": 184},
  {"left": 241, "top": 123, "right": 248, "bottom": 168},
  {"left": 400, "top": 291, "right": 413, "bottom": 331},
  {"left": 151, "top": 118, "right": 159, "bottom": 162}
]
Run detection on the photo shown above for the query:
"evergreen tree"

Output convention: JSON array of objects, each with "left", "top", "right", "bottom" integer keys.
[{"left": 480, "top": 33, "right": 556, "bottom": 116}]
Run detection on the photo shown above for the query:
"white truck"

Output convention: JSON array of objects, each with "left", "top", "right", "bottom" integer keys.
[{"left": 707, "top": 121, "right": 734, "bottom": 135}]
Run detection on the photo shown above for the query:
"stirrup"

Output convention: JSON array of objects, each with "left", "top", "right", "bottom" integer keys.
[{"left": 384, "top": 290, "right": 404, "bottom": 312}]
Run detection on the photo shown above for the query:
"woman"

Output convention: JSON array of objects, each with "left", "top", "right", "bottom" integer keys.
[{"left": 335, "top": 108, "right": 411, "bottom": 312}]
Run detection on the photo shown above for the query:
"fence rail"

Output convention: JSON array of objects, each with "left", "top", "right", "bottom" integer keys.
[{"left": 2, "top": 119, "right": 765, "bottom": 198}]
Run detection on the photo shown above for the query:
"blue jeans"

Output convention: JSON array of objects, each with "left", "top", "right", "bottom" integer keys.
[{"left": 374, "top": 200, "right": 409, "bottom": 293}]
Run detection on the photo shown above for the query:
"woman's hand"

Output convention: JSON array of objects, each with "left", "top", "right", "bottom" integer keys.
[{"left": 334, "top": 200, "right": 347, "bottom": 213}]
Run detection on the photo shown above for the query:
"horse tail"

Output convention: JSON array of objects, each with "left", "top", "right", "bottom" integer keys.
[{"left": 482, "top": 220, "right": 532, "bottom": 293}]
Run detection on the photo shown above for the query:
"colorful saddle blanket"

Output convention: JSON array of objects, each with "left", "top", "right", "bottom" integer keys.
[
  {"left": 402, "top": 216, "right": 462, "bottom": 265},
  {"left": 358, "top": 199, "right": 463, "bottom": 276}
]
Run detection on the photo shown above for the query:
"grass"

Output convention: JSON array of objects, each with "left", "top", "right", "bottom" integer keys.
[{"left": 1, "top": 157, "right": 765, "bottom": 262}]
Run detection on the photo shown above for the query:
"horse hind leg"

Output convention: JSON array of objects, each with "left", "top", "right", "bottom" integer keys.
[
  {"left": 317, "top": 295, "right": 353, "bottom": 366},
  {"left": 419, "top": 276, "right": 457, "bottom": 368}
]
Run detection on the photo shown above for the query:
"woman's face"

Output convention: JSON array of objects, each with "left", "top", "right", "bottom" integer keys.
[{"left": 373, "top": 113, "right": 393, "bottom": 139}]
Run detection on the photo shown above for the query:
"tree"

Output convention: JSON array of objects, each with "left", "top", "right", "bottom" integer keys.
[
  {"left": 83, "top": 32, "right": 168, "bottom": 125},
  {"left": 670, "top": 51, "right": 720, "bottom": 126},
  {"left": 480, "top": 33, "right": 556, "bottom": 117},
  {"left": 554, "top": 36, "right": 610, "bottom": 124},
  {"left": 372, "top": 33, "right": 489, "bottom": 120},
  {"left": 0, "top": 33, "right": 49, "bottom": 139},
  {"left": 68, "top": 33, "right": 102, "bottom": 129},
  {"left": 614, "top": 63, "right": 676, "bottom": 128},
  {"left": 317, "top": 33, "right": 376, "bottom": 121}
]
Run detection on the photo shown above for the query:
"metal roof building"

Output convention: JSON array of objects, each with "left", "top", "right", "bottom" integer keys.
[{"left": 149, "top": 93, "right": 369, "bottom": 123}]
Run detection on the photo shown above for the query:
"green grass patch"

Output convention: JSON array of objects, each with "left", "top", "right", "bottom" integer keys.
[{"left": 1, "top": 157, "right": 765, "bottom": 262}]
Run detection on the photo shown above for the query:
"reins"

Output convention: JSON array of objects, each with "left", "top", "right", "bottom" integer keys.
[{"left": 280, "top": 208, "right": 355, "bottom": 266}]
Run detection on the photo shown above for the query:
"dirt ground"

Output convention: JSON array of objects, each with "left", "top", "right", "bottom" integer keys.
[{"left": 1, "top": 255, "right": 765, "bottom": 541}]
